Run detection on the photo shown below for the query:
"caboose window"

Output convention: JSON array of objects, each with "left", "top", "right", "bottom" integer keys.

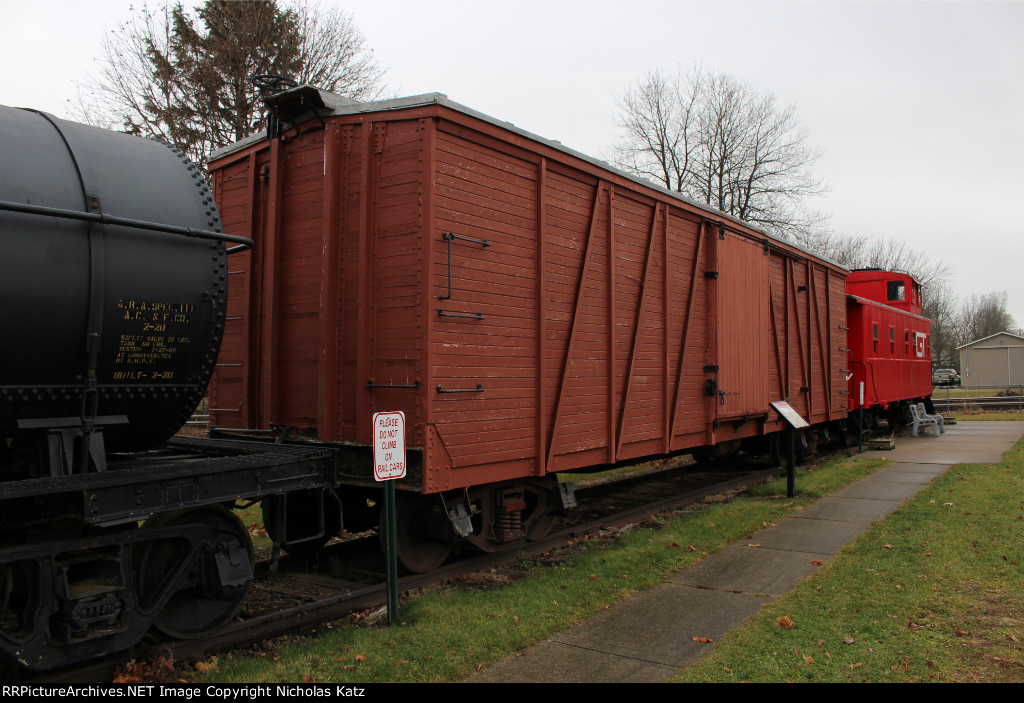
[{"left": 887, "top": 281, "right": 905, "bottom": 301}]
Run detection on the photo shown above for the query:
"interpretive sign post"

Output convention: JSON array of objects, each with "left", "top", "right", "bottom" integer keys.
[
  {"left": 373, "top": 411, "right": 406, "bottom": 625},
  {"left": 769, "top": 402, "right": 809, "bottom": 498}
]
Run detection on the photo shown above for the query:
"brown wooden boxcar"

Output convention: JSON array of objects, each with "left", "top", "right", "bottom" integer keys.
[{"left": 207, "top": 88, "right": 848, "bottom": 566}]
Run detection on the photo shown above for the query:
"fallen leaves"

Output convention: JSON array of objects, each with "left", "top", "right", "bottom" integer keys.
[
  {"left": 247, "top": 522, "right": 268, "bottom": 538},
  {"left": 194, "top": 656, "right": 218, "bottom": 673},
  {"left": 113, "top": 657, "right": 177, "bottom": 683}
]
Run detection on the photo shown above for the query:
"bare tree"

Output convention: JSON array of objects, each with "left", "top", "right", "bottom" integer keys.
[
  {"left": 922, "top": 279, "right": 959, "bottom": 368},
  {"left": 72, "top": 0, "right": 385, "bottom": 166},
  {"left": 613, "top": 66, "right": 827, "bottom": 239},
  {"left": 293, "top": 1, "right": 385, "bottom": 100},
  {"left": 614, "top": 68, "right": 699, "bottom": 193},
  {"left": 956, "top": 292, "right": 1017, "bottom": 345}
]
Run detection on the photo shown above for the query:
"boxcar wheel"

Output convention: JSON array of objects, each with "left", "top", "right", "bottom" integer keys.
[
  {"left": 465, "top": 481, "right": 558, "bottom": 553},
  {"left": 390, "top": 494, "right": 453, "bottom": 574},
  {"left": 691, "top": 440, "right": 741, "bottom": 465}
]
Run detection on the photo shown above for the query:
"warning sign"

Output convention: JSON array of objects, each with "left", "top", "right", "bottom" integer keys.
[{"left": 373, "top": 411, "right": 406, "bottom": 481}]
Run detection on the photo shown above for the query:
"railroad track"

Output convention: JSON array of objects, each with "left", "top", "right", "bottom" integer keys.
[
  {"left": 931, "top": 396, "right": 1024, "bottom": 412},
  {"left": 30, "top": 461, "right": 778, "bottom": 683}
]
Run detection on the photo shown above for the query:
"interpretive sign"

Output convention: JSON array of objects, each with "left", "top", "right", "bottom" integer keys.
[{"left": 769, "top": 401, "right": 810, "bottom": 429}]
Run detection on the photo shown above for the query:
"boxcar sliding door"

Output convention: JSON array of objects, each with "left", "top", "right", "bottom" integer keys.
[{"left": 715, "top": 232, "right": 770, "bottom": 417}]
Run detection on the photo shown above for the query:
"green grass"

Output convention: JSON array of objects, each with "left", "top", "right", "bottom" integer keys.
[
  {"left": 186, "top": 422, "right": 1024, "bottom": 683},
  {"left": 191, "top": 451, "right": 886, "bottom": 683},
  {"left": 675, "top": 438, "right": 1024, "bottom": 683},
  {"left": 933, "top": 387, "right": 1024, "bottom": 399},
  {"left": 956, "top": 412, "right": 1024, "bottom": 422}
]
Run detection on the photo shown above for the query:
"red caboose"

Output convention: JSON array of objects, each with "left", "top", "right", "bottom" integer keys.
[{"left": 845, "top": 269, "right": 932, "bottom": 417}]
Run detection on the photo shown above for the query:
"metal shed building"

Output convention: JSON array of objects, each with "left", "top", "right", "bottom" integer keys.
[{"left": 957, "top": 332, "right": 1024, "bottom": 388}]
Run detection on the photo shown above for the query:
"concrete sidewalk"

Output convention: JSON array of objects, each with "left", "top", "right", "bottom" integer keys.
[{"left": 465, "top": 421, "right": 1024, "bottom": 683}]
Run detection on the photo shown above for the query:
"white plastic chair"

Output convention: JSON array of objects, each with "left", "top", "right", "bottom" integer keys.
[
  {"left": 917, "top": 403, "right": 945, "bottom": 434},
  {"left": 909, "top": 403, "right": 940, "bottom": 437}
]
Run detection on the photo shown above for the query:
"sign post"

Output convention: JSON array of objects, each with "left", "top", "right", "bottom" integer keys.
[
  {"left": 769, "top": 402, "right": 809, "bottom": 498},
  {"left": 373, "top": 411, "right": 406, "bottom": 625},
  {"left": 858, "top": 381, "right": 865, "bottom": 454}
]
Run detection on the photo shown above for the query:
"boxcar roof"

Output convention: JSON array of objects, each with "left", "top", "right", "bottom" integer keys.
[{"left": 210, "top": 86, "right": 845, "bottom": 272}]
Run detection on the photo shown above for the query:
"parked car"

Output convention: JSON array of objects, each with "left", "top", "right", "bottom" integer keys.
[{"left": 933, "top": 368, "right": 961, "bottom": 387}]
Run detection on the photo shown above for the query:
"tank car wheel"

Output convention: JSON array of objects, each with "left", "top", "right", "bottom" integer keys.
[
  {"left": 389, "top": 494, "right": 453, "bottom": 574},
  {"left": 0, "top": 561, "right": 39, "bottom": 640},
  {"left": 136, "top": 506, "right": 254, "bottom": 639}
]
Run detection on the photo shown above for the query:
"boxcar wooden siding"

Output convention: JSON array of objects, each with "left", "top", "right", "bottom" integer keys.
[{"left": 208, "top": 96, "right": 848, "bottom": 493}]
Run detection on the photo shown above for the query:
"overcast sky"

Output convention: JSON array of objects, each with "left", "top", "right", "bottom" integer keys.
[{"left": 3, "top": 0, "right": 1022, "bottom": 329}]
